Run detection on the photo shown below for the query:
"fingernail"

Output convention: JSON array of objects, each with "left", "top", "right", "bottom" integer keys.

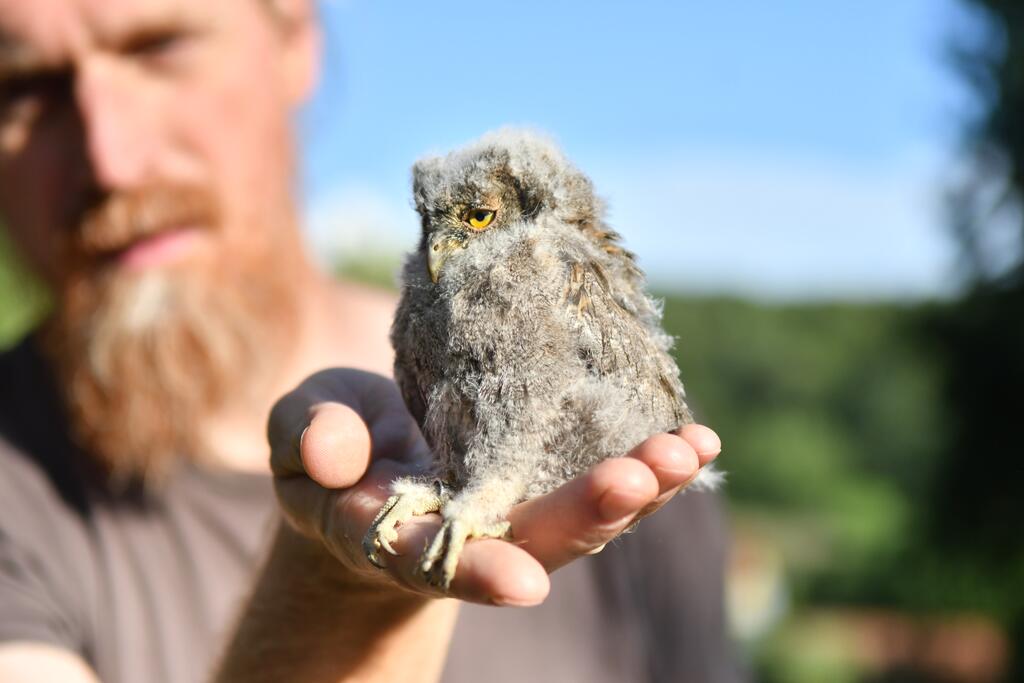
[{"left": 598, "top": 489, "right": 643, "bottom": 523}]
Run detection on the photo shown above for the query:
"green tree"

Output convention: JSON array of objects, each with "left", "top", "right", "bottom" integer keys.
[{"left": 925, "top": 1, "right": 1024, "bottom": 677}]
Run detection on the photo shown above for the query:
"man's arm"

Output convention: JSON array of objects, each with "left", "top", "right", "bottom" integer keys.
[
  {"left": 213, "top": 369, "right": 720, "bottom": 683},
  {"left": 213, "top": 525, "right": 456, "bottom": 683}
]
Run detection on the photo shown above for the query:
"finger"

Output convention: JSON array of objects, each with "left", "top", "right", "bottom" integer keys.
[
  {"left": 626, "top": 432, "right": 700, "bottom": 519},
  {"left": 269, "top": 368, "right": 429, "bottom": 480},
  {"left": 296, "top": 369, "right": 431, "bottom": 468},
  {"left": 363, "top": 516, "right": 551, "bottom": 607},
  {"left": 447, "top": 541, "right": 551, "bottom": 606},
  {"left": 506, "top": 457, "right": 660, "bottom": 573},
  {"left": 629, "top": 433, "right": 700, "bottom": 494},
  {"left": 300, "top": 402, "right": 372, "bottom": 489},
  {"left": 674, "top": 423, "right": 722, "bottom": 467}
]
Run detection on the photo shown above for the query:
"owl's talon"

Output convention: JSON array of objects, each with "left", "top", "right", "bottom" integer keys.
[
  {"left": 420, "top": 520, "right": 452, "bottom": 576},
  {"left": 362, "top": 483, "right": 447, "bottom": 569},
  {"left": 379, "top": 536, "right": 399, "bottom": 556},
  {"left": 419, "top": 517, "right": 511, "bottom": 590},
  {"left": 366, "top": 548, "right": 387, "bottom": 569}
]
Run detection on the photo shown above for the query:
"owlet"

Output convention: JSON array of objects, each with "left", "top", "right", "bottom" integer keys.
[{"left": 364, "top": 129, "right": 719, "bottom": 589}]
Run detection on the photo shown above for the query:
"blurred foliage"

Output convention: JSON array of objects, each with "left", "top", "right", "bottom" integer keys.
[
  {"left": 0, "top": 228, "right": 48, "bottom": 348},
  {"left": 660, "top": 296, "right": 957, "bottom": 681},
  {"left": 333, "top": 250, "right": 404, "bottom": 291},
  {"left": 662, "top": 297, "right": 943, "bottom": 585}
]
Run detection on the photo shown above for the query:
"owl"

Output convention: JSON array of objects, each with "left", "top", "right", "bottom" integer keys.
[{"left": 364, "top": 129, "right": 718, "bottom": 589}]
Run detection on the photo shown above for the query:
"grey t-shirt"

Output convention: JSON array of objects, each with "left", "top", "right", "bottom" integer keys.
[{"left": 0, "top": 339, "right": 741, "bottom": 682}]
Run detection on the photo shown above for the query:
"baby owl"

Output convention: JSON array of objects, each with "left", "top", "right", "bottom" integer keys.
[{"left": 364, "top": 129, "right": 718, "bottom": 589}]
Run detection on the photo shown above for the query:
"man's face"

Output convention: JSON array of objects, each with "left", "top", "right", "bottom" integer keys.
[
  {"left": 0, "top": 0, "right": 320, "bottom": 476},
  {"left": 0, "top": 0, "right": 317, "bottom": 284}
]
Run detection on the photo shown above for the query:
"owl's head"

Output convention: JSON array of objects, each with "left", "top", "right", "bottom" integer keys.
[{"left": 412, "top": 129, "right": 601, "bottom": 283}]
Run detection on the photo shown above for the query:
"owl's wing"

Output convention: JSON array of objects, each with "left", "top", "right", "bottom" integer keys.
[{"left": 564, "top": 259, "right": 690, "bottom": 426}]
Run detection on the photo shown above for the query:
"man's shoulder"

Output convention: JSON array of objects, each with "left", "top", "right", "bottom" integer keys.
[{"left": 0, "top": 342, "right": 102, "bottom": 664}]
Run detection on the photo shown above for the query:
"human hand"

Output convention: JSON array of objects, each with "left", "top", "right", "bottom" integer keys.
[{"left": 268, "top": 368, "right": 721, "bottom": 607}]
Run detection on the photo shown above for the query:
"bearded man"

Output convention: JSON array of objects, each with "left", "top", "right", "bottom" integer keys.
[{"left": 0, "top": 0, "right": 738, "bottom": 682}]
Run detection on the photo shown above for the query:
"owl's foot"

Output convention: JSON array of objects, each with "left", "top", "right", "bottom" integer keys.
[
  {"left": 419, "top": 517, "right": 511, "bottom": 590},
  {"left": 363, "top": 479, "right": 448, "bottom": 568}
]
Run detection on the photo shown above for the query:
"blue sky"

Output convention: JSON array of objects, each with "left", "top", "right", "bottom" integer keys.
[{"left": 298, "top": 0, "right": 983, "bottom": 300}]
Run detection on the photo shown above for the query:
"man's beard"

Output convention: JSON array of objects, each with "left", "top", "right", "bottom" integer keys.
[{"left": 39, "top": 185, "right": 299, "bottom": 484}]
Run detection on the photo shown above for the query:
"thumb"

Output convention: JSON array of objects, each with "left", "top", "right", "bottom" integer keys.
[{"left": 300, "top": 402, "right": 372, "bottom": 489}]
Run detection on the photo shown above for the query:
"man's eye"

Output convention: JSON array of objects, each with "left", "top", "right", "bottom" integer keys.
[{"left": 124, "top": 30, "right": 192, "bottom": 63}]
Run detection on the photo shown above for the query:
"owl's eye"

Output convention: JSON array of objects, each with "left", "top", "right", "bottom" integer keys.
[{"left": 466, "top": 209, "right": 495, "bottom": 230}]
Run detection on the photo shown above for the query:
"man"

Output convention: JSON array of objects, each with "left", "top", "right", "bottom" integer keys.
[{"left": 0, "top": 0, "right": 736, "bottom": 681}]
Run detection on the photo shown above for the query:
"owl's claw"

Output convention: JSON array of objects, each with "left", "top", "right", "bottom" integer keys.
[
  {"left": 366, "top": 549, "right": 388, "bottom": 569},
  {"left": 419, "top": 517, "right": 511, "bottom": 590},
  {"left": 363, "top": 494, "right": 400, "bottom": 567},
  {"left": 363, "top": 481, "right": 447, "bottom": 569}
]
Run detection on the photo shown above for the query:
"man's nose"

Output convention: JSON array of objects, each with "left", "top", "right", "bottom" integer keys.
[{"left": 74, "top": 62, "right": 156, "bottom": 190}]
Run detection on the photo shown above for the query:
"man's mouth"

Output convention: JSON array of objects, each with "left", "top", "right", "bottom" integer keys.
[
  {"left": 73, "top": 185, "right": 219, "bottom": 273},
  {"left": 114, "top": 226, "right": 206, "bottom": 271}
]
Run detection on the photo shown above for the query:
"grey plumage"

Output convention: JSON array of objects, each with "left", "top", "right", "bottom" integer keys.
[{"left": 364, "top": 129, "right": 718, "bottom": 588}]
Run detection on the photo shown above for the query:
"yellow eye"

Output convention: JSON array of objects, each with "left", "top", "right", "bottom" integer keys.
[{"left": 466, "top": 209, "right": 495, "bottom": 230}]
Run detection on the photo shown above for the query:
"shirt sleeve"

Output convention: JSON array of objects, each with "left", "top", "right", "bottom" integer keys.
[
  {"left": 0, "top": 527, "right": 83, "bottom": 651},
  {"left": 0, "top": 439, "right": 89, "bottom": 655}
]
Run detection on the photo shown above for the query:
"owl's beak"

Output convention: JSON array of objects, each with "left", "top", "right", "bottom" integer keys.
[{"left": 427, "top": 234, "right": 464, "bottom": 283}]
